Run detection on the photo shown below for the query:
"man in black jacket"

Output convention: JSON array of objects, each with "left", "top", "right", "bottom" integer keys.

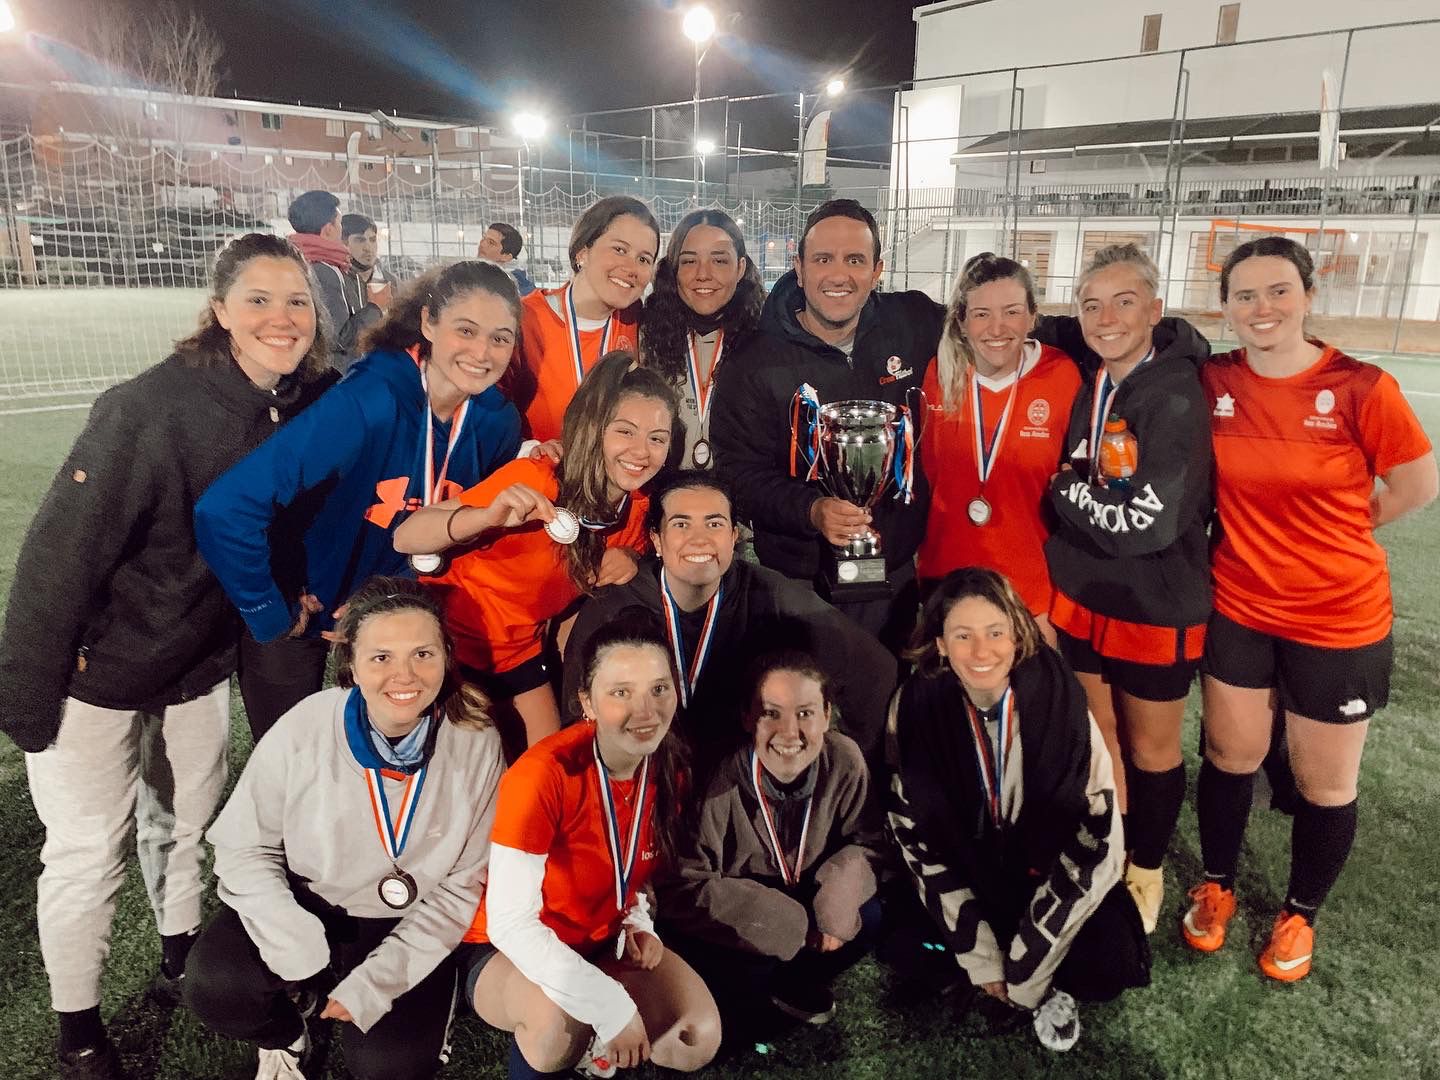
[
  {"left": 562, "top": 470, "right": 896, "bottom": 777},
  {"left": 709, "top": 200, "right": 944, "bottom": 650}
]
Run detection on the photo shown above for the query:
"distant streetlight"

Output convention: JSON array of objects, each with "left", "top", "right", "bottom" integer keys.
[
  {"left": 695, "top": 137, "right": 717, "bottom": 156},
  {"left": 682, "top": 6, "right": 716, "bottom": 43},
  {"left": 512, "top": 112, "right": 548, "bottom": 141},
  {"left": 683, "top": 6, "right": 718, "bottom": 201},
  {"left": 0, "top": 1, "right": 17, "bottom": 34},
  {"left": 826, "top": 78, "right": 846, "bottom": 98}
]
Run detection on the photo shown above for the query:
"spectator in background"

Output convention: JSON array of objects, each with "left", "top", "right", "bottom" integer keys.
[
  {"left": 479, "top": 221, "right": 537, "bottom": 297},
  {"left": 343, "top": 212, "right": 396, "bottom": 299},
  {"left": 287, "top": 190, "right": 383, "bottom": 372}
]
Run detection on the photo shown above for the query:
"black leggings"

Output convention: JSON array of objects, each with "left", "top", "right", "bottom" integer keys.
[
  {"left": 184, "top": 901, "right": 457, "bottom": 1080},
  {"left": 237, "top": 630, "right": 331, "bottom": 743}
]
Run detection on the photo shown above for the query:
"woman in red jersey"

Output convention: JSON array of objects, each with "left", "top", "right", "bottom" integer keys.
[
  {"left": 918, "top": 252, "right": 1081, "bottom": 641},
  {"left": 395, "top": 353, "right": 679, "bottom": 749},
  {"left": 459, "top": 609, "right": 721, "bottom": 1079},
  {"left": 512, "top": 196, "right": 660, "bottom": 444},
  {"left": 1183, "top": 236, "right": 1436, "bottom": 981}
]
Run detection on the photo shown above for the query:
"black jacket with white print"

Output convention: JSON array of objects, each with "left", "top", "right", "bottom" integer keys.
[
  {"left": 710, "top": 270, "right": 942, "bottom": 582},
  {"left": 1033, "top": 316, "right": 1214, "bottom": 629}
]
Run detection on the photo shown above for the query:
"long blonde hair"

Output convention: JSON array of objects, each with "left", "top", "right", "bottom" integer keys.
[{"left": 936, "top": 252, "right": 1038, "bottom": 411}]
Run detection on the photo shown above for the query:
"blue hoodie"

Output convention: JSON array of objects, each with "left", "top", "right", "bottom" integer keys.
[{"left": 195, "top": 348, "right": 521, "bottom": 642}]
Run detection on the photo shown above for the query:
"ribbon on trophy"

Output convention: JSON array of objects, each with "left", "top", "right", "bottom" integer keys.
[
  {"left": 890, "top": 405, "right": 916, "bottom": 506},
  {"left": 789, "top": 382, "right": 822, "bottom": 481}
]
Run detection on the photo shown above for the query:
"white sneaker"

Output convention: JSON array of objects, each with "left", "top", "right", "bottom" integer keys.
[
  {"left": 255, "top": 1028, "right": 310, "bottom": 1080},
  {"left": 574, "top": 1031, "right": 617, "bottom": 1078},
  {"left": 1032, "top": 989, "right": 1081, "bottom": 1052}
]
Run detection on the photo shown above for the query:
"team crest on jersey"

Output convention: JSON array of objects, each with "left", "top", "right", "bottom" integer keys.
[
  {"left": 1027, "top": 398, "right": 1051, "bottom": 425},
  {"left": 1305, "top": 387, "right": 1339, "bottom": 431},
  {"left": 1213, "top": 393, "right": 1235, "bottom": 419},
  {"left": 1315, "top": 389, "right": 1335, "bottom": 415},
  {"left": 878, "top": 354, "right": 914, "bottom": 385}
]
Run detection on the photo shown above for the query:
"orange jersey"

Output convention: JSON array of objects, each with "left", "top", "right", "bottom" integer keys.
[
  {"left": 1203, "top": 346, "right": 1432, "bottom": 648},
  {"left": 516, "top": 289, "right": 641, "bottom": 442},
  {"left": 917, "top": 343, "right": 1081, "bottom": 613},
  {"left": 464, "top": 721, "right": 659, "bottom": 948},
  {"left": 431, "top": 457, "right": 650, "bottom": 672}
]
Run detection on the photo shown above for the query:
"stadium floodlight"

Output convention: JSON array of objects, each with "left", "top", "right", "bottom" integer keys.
[
  {"left": 695, "top": 137, "right": 717, "bottom": 156},
  {"left": 826, "top": 78, "right": 846, "bottom": 98},
  {"left": 512, "top": 111, "right": 548, "bottom": 142},
  {"left": 682, "top": 6, "right": 716, "bottom": 44},
  {"left": 0, "top": 2, "right": 16, "bottom": 34}
]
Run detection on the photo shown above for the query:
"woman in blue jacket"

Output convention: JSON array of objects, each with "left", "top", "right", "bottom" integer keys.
[{"left": 196, "top": 259, "right": 523, "bottom": 740}]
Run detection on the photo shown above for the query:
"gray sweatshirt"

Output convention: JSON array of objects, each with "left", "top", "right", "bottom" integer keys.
[{"left": 207, "top": 686, "right": 505, "bottom": 1031}]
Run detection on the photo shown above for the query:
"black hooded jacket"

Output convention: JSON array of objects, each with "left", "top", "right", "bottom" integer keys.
[
  {"left": 0, "top": 350, "right": 335, "bottom": 752},
  {"left": 1032, "top": 316, "right": 1214, "bottom": 629},
  {"left": 709, "top": 271, "right": 943, "bottom": 581}
]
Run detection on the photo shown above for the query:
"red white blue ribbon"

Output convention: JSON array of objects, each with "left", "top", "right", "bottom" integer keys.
[
  {"left": 562, "top": 283, "right": 615, "bottom": 388},
  {"left": 965, "top": 688, "right": 1014, "bottom": 828},
  {"left": 365, "top": 764, "right": 428, "bottom": 861},
  {"left": 659, "top": 568, "right": 722, "bottom": 707},
  {"left": 749, "top": 749, "right": 814, "bottom": 886},
  {"left": 686, "top": 329, "right": 725, "bottom": 427},
  {"left": 417, "top": 363, "right": 470, "bottom": 506},
  {"left": 969, "top": 352, "right": 1030, "bottom": 491},
  {"left": 1086, "top": 348, "right": 1152, "bottom": 483},
  {"left": 593, "top": 735, "right": 650, "bottom": 916},
  {"left": 789, "top": 382, "right": 821, "bottom": 481}
]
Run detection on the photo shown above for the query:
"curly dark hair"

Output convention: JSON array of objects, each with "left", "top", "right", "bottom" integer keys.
[{"left": 639, "top": 209, "right": 763, "bottom": 386}]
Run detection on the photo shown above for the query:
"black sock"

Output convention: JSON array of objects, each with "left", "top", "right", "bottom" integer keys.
[
  {"left": 1284, "top": 796, "right": 1358, "bottom": 926},
  {"left": 57, "top": 1007, "right": 106, "bottom": 1055},
  {"left": 1125, "top": 763, "right": 1186, "bottom": 870},
  {"left": 507, "top": 1035, "right": 572, "bottom": 1079},
  {"left": 161, "top": 930, "right": 199, "bottom": 979},
  {"left": 1197, "top": 759, "right": 1256, "bottom": 891}
]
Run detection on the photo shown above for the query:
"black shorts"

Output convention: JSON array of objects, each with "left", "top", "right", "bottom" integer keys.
[
  {"left": 1056, "top": 628, "right": 1199, "bottom": 703},
  {"left": 1201, "top": 611, "right": 1391, "bottom": 724},
  {"left": 457, "top": 941, "right": 501, "bottom": 1015},
  {"left": 461, "top": 654, "right": 551, "bottom": 699}
]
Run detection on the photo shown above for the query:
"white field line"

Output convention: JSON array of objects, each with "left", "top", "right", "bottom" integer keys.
[{"left": 0, "top": 402, "right": 97, "bottom": 417}]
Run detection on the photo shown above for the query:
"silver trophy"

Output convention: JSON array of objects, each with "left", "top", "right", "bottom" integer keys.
[{"left": 815, "top": 398, "right": 912, "bottom": 591}]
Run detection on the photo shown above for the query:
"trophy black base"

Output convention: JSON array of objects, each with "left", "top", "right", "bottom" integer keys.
[{"left": 824, "top": 553, "right": 892, "bottom": 603}]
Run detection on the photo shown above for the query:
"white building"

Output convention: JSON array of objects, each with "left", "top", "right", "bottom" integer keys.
[{"left": 889, "top": 0, "right": 1440, "bottom": 325}]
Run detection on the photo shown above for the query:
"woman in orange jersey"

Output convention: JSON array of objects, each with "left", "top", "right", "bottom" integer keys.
[
  {"left": 918, "top": 252, "right": 1081, "bottom": 640},
  {"left": 513, "top": 196, "right": 661, "bottom": 444},
  {"left": 459, "top": 609, "right": 721, "bottom": 1080},
  {"left": 639, "top": 208, "right": 764, "bottom": 469},
  {"left": 1182, "top": 237, "right": 1436, "bottom": 981},
  {"left": 395, "top": 352, "right": 680, "bottom": 747}
]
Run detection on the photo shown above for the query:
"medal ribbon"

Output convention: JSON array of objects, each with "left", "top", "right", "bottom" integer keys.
[
  {"left": 965, "top": 689, "right": 1014, "bottom": 828},
  {"left": 365, "top": 760, "right": 429, "bottom": 862},
  {"left": 593, "top": 737, "right": 651, "bottom": 915},
  {"left": 417, "top": 363, "right": 471, "bottom": 506},
  {"left": 659, "top": 568, "right": 722, "bottom": 707},
  {"left": 686, "top": 329, "right": 725, "bottom": 427},
  {"left": 891, "top": 406, "right": 915, "bottom": 505},
  {"left": 578, "top": 492, "right": 630, "bottom": 532},
  {"left": 562, "top": 283, "right": 615, "bottom": 388},
  {"left": 749, "top": 750, "right": 814, "bottom": 886},
  {"left": 969, "top": 352, "right": 1031, "bottom": 491}
]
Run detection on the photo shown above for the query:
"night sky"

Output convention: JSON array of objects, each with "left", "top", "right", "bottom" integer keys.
[{"left": 20, "top": 0, "right": 926, "bottom": 156}]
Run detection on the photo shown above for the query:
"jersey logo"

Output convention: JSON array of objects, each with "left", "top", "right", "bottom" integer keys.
[
  {"left": 1339, "top": 698, "right": 1367, "bottom": 718},
  {"left": 878, "top": 355, "right": 914, "bottom": 385},
  {"left": 365, "top": 477, "right": 421, "bottom": 528},
  {"left": 1027, "top": 398, "right": 1051, "bottom": 425},
  {"left": 1213, "top": 393, "right": 1235, "bottom": 418},
  {"left": 1315, "top": 389, "right": 1336, "bottom": 415},
  {"left": 1060, "top": 478, "right": 1166, "bottom": 534}
]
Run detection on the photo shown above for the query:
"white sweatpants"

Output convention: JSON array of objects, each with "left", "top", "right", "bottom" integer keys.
[{"left": 25, "top": 681, "right": 230, "bottom": 1012}]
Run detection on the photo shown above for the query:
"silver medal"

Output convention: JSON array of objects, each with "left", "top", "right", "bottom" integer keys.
[
  {"left": 967, "top": 496, "right": 992, "bottom": 527},
  {"left": 545, "top": 507, "right": 581, "bottom": 545}
]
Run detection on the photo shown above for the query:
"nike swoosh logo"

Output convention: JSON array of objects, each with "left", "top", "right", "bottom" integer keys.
[
  {"left": 1272, "top": 953, "right": 1311, "bottom": 971},
  {"left": 1183, "top": 910, "right": 1209, "bottom": 937}
]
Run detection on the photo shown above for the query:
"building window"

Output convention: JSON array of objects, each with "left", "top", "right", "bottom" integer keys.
[
  {"left": 1140, "top": 13, "right": 1162, "bottom": 53},
  {"left": 1217, "top": 4, "right": 1240, "bottom": 44},
  {"left": 260, "top": 113, "right": 283, "bottom": 131},
  {"left": 325, "top": 118, "right": 345, "bottom": 138},
  {"left": 455, "top": 128, "right": 474, "bottom": 149},
  {"left": 143, "top": 101, "right": 161, "bottom": 121}
]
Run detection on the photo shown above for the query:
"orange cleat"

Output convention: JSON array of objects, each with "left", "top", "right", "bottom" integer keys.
[
  {"left": 1259, "top": 912, "right": 1314, "bottom": 982},
  {"left": 1181, "top": 882, "right": 1237, "bottom": 953}
]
